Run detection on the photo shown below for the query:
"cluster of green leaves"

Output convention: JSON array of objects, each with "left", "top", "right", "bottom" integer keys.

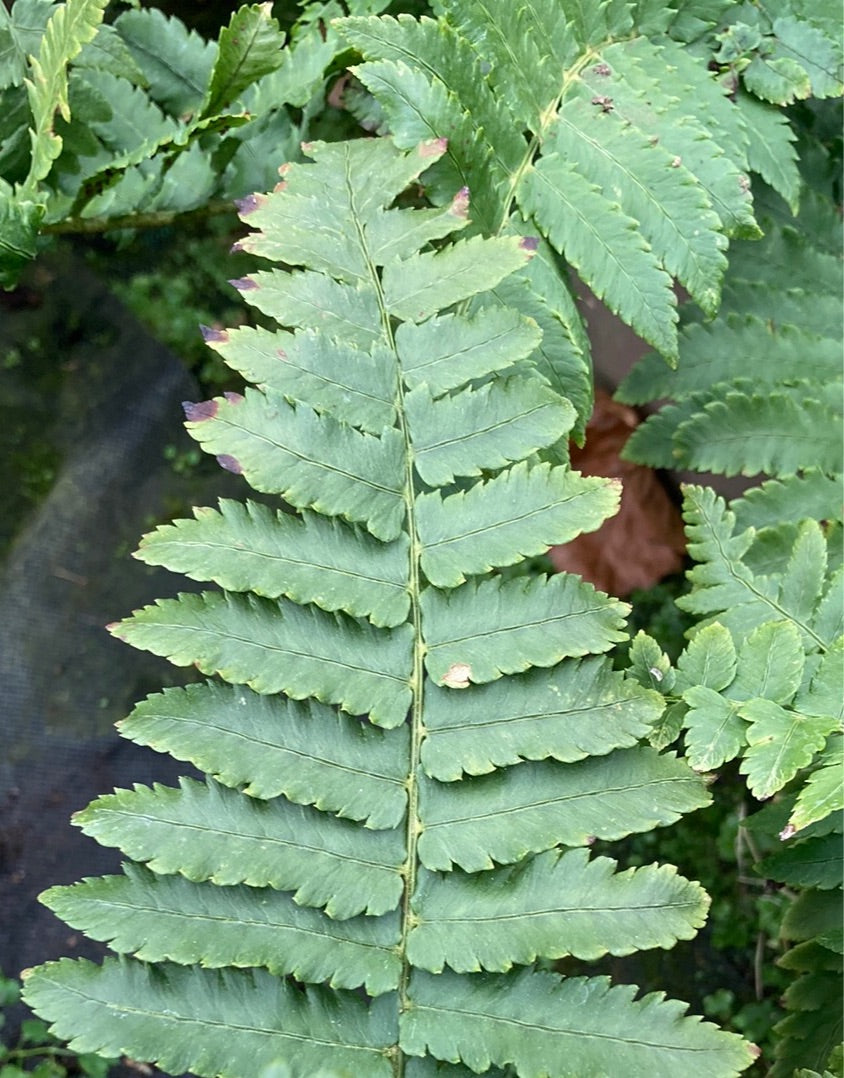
[
  {"left": 0, "top": 0, "right": 392, "bottom": 287},
  {"left": 22, "top": 135, "right": 757, "bottom": 1078}
]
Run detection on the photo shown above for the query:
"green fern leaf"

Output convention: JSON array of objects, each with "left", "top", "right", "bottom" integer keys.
[
  {"left": 408, "top": 850, "right": 708, "bottom": 971},
  {"left": 421, "top": 659, "right": 661, "bottom": 780},
  {"left": 736, "top": 90, "right": 800, "bottom": 212},
  {"left": 760, "top": 833, "right": 843, "bottom": 891},
  {"left": 673, "top": 391, "right": 842, "bottom": 478},
  {"left": 405, "top": 378, "right": 574, "bottom": 488},
  {"left": 417, "top": 748, "right": 709, "bottom": 872},
  {"left": 20, "top": 0, "right": 107, "bottom": 195},
  {"left": 420, "top": 573, "right": 628, "bottom": 686},
  {"left": 731, "top": 472, "right": 843, "bottom": 533},
  {"left": 518, "top": 151, "right": 679, "bottom": 360},
  {"left": 184, "top": 391, "right": 406, "bottom": 541},
  {"left": 679, "top": 486, "right": 836, "bottom": 648},
  {"left": 23, "top": 137, "right": 752, "bottom": 1076},
  {"left": 402, "top": 969, "right": 751, "bottom": 1076},
  {"left": 113, "top": 591, "right": 413, "bottom": 728},
  {"left": 739, "top": 700, "right": 840, "bottom": 801},
  {"left": 74, "top": 778, "right": 405, "bottom": 918},
  {"left": 416, "top": 463, "right": 617, "bottom": 588},
  {"left": 0, "top": 0, "right": 53, "bottom": 89},
  {"left": 787, "top": 736, "right": 844, "bottom": 834},
  {"left": 118, "top": 682, "right": 409, "bottom": 828},
  {"left": 114, "top": 7, "right": 216, "bottom": 116},
  {"left": 24, "top": 958, "right": 396, "bottom": 1077},
  {"left": 137, "top": 500, "right": 410, "bottom": 628},
  {"left": 199, "top": 3, "right": 284, "bottom": 119},
  {"left": 396, "top": 305, "right": 542, "bottom": 395},
  {"left": 42, "top": 863, "right": 402, "bottom": 995}
]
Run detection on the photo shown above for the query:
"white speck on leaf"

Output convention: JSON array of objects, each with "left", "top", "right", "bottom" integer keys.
[{"left": 441, "top": 662, "right": 472, "bottom": 689}]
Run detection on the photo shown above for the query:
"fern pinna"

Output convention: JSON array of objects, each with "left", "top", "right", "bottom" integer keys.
[{"left": 23, "top": 139, "right": 753, "bottom": 1076}]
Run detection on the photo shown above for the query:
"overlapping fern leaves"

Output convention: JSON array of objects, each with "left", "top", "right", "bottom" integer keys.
[{"left": 23, "top": 138, "right": 755, "bottom": 1076}]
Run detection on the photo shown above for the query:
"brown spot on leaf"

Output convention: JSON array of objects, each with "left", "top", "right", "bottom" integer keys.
[
  {"left": 183, "top": 400, "right": 218, "bottom": 422},
  {"left": 591, "top": 95, "right": 614, "bottom": 112},
  {"left": 421, "top": 137, "right": 448, "bottom": 157},
  {"left": 234, "top": 193, "right": 263, "bottom": 216},
  {"left": 593, "top": 63, "right": 612, "bottom": 76},
  {"left": 520, "top": 236, "right": 539, "bottom": 253},
  {"left": 451, "top": 186, "right": 470, "bottom": 217},
  {"left": 441, "top": 662, "right": 472, "bottom": 689},
  {"left": 200, "top": 325, "right": 229, "bottom": 344},
  {"left": 224, "top": 391, "right": 244, "bottom": 405},
  {"left": 217, "top": 454, "right": 244, "bottom": 475}
]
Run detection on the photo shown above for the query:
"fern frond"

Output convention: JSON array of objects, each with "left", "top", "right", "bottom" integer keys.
[
  {"left": 20, "top": 0, "right": 107, "bottom": 195},
  {"left": 341, "top": 4, "right": 757, "bottom": 374},
  {"left": 24, "top": 137, "right": 753, "bottom": 1076}
]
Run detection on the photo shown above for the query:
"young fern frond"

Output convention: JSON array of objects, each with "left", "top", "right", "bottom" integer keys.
[{"left": 23, "top": 138, "right": 754, "bottom": 1077}]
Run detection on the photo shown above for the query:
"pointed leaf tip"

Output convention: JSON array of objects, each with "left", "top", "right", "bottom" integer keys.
[
  {"left": 224, "top": 391, "right": 245, "bottom": 404},
  {"left": 229, "top": 277, "right": 258, "bottom": 292},
  {"left": 200, "top": 325, "right": 229, "bottom": 344},
  {"left": 234, "top": 194, "right": 263, "bottom": 216},
  {"left": 183, "top": 400, "right": 218, "bottom": 422},
  {"left": 217, "top": 454, "right": 243, "bottom": 475},
  {"left": 519, "top": 236, "right": 539, "bottom": 253}
]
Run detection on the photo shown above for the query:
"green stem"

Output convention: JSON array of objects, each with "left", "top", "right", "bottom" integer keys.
[{"left": 41, "top": 199, "right": 237, "bottom": 236}]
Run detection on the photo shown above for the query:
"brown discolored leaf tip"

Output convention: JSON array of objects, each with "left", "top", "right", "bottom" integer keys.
[
  {"left": 779, "top": 823, "right": 797, "bottom": 841},
  {"left": 229, "top": 277, "right": 258, "bottom": 292},
  {"left": 421, "top": 137, "right": 448, "bottom": 157},
  {"left": 519, "top": 236, "right": 539, "bottom": 254},
  {"left": 224, "top": 391, "right": 244, "bottom": 405},
  {"left": 183, "top": 399, "right": 218, "bottom": 422},
  {"left": 234, "top": 193, "right": 263, "bottom": 216},
  {"left": 451, "top": 187, "right": 470, "bottom": 217},
  {"left": 217, "top": 454, "right": 244, "bottom": 475},
  {"left": 200, "top": 325, "right": 229, "bottom": 344},
  {"left": 105, "top": 621, "right": 124, "bottom": 638}
]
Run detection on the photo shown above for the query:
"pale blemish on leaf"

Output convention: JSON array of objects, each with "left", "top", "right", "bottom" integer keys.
[{"left": 441, "top": 662, "right": 472, "bottom": 689}]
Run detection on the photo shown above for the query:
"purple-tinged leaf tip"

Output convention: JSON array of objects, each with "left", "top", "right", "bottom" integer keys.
[
  {"left": 451, "top": 187, "right": 470, "bottom": 217},
  {"left": 230, "top": 241, "right": 245, "bottom": 254},
  {"left": 224, "top": 391, "right": 244, "bottom": 405},
  {"left": 520, "top": 236, "right": 539, "bottom": 253},
  {"left": 217, "top": 454, "right": 243, "bottom": 475},
  {"left": 234, "top": 193, "right": 263, "bottom": 216},
  {"left": 183, "top": 399, "right": 218, "bottom": 422},
  {"left": 421, "top": 137, "right": 448, "bottom": 157},
  {"left": 200, "top": 325, "right": 229, "bottom": 344},
  {"left": 229, "top": 277, "right": 258, "bottom": 291}
]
